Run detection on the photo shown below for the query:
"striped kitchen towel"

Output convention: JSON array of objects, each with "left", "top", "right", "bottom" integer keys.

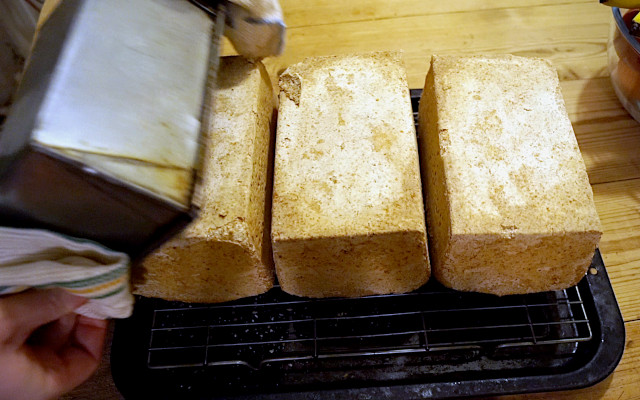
[{"left": 0, "top": 227, "right": 133, "bottom": 319}]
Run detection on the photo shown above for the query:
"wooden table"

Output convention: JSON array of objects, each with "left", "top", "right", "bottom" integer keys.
[{"left": 39, "top": 0, "right": 639, "bottom": 398}]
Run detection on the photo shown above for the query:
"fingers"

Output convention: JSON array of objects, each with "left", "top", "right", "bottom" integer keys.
[
  {"left": 73, "top": 316, "right": 108, "bottom": 361},
  {"left": 50, "top": 316, "right": 107, "bottom": 395},
  {"left": 0, "top": 290, "right": 107, "bottom": 400},
  {"left": 27, "top": 312, "right": 77, "bottom": 351},
  {"left": 0, "top": 289, "right": 86, "bottom": 347}
]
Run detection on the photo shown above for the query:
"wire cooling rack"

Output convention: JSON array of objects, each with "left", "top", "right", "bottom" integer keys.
[{"left": 146, "top": 281, "right": 591, "bottom": 370}]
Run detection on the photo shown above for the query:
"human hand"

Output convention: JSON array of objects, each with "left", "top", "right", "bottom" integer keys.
[{"left": 0, "top": 288, "right": 107, "bottom": 400}]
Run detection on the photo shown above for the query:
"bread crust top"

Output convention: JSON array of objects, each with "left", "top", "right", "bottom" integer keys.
[
  {"left": 273, "top": 52, "right": 426, "bottom": 241},
  {"left": 429, "top": 54, "right": 601, "bottom": 236}
]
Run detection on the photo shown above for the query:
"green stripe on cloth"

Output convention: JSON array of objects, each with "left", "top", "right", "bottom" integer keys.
[
  {"left": 90, "top": 284, "right": 127, "bottom": 300},
  {"left": 53, "top": 265, "right": 128, "bottom": 289}
]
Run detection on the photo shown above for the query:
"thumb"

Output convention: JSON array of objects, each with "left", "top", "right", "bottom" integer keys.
[{"left": 0, "top": 288, "right": 86, "bottom": 346}]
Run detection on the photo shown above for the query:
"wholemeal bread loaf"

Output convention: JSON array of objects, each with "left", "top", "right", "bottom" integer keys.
[
  {"left": 272, "top": 52, "right": 430, "bottom": 298},
  {"left": 418, "top": 54, "right": 602, "bottom": 295},
  {"left": 133, "top": 56, "right": 276, "bottom": 302}
]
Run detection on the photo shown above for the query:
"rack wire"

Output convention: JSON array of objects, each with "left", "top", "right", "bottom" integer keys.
[{"left": 146, "top": 281, "right": 591, "bottom": 370}]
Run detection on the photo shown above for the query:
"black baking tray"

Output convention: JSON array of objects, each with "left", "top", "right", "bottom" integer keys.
[{"left": 111, "top": 90, "right": 625, "bottom": 399}]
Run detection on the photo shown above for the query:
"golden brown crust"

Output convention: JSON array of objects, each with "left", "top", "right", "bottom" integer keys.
[
  {"left": 272, "top": 52, "right": 430, "bottom": 298},
  {"left": 419, "top": 54, "right": 602, "bottom": 295},
  {"left": 133, "top": 56, "right": 276, "bottom": 302},
  {"left": 274, "top": 231, "right": 429, "bottom": 298}
]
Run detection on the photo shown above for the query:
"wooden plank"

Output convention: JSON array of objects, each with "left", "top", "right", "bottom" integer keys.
[
  {"left": 280, "top": 0, "right": 593, "bottom": 28},
  {"left": 498, "top": 319, "right": 640, "bottom": 399},
  {"left": 561, "top": 78, "right": 640, "bottom": 184},
  {"left": 223, "top": 3, "right": 611, "bottom": 88},
  {"left": 38, "top": 0, "right": 597, "bottom": 31},
  {"left": 593, "top": 178, "right": 640, "bottom": 323}
]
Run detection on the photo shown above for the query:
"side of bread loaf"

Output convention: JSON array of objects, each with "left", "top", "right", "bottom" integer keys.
[
  {"left": 272, "top": 52, "right": 430, "bottom": 298},
  {"left": 418, "top": 54, "right": 602, "bottom": 295},
  {"left": 132, "top": 56, "right": 276, "bottom": 302}
]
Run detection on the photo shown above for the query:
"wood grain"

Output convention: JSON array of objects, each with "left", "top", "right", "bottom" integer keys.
[
  {"left": 562, "top": 78, "right": 640, "bottom": 184},
  {"left": 594, "top": 178, "right": 640, "bottom": 323},
  {"left": 223, "top": 2, "right": 611, "bottom": 89},
  {"left": 279, "top": 0, "right": 593, "bottom": 28}
]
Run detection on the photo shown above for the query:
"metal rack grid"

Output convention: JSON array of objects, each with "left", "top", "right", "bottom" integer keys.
[{"left": 145, "top": 281, "right": 592, "bottom": 370}]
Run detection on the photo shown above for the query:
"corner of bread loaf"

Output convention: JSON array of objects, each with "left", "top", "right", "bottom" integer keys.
[
  {"left": 133, "top": 224, "right": 274, "bottom": 302},
  {"left": 254, "top": 59, "right": 275, "bottom": 104},
  {"left": 366, "top": 50, "right": 403, "bottom": 63},
  {"left": 216, "top": 56, "right": 272, "bottom": 102},
  {"left": 432, "top": 232, "right": 599, "bottom": 296},
  {"left": 273, "top": 230, "right": 430, "bottom": 298},
  {"left": 279, "top": 70, "right": 301, "bottom": 106},
  {"left": 277, "top": 51, "right": 409, "bottom": 107}
]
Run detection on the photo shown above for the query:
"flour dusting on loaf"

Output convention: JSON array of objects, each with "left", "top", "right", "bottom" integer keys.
[
  {"left": 133, "top": 56, "right": 276, "bottom": 302},
  {"left": 272, "top": 52, "right": 430, "bottom": 298},
  {"left": 418, "top": 54, "right": 602, "bottom": 295}
]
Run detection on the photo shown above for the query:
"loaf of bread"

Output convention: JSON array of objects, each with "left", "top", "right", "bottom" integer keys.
[
  {"left": 133, "top": 56, "right": 276, "bottom": 302},
  {"left": 418, "top": 54, "right": 602, "bottom": 295},
  {"left": 272, "top": 52, "right": 430, "bottom": 298}
]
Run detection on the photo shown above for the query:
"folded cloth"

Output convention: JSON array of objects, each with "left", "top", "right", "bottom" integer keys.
[
  {"left": 225, "top": 0, "right": 285, "bottom": 59},
  {"left": 0, "top": 227, "right": 133, "bottom": 319}
]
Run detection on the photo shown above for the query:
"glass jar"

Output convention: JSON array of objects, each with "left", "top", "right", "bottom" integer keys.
[{"left": 607, "top": 7, "right": 640, "bottom": 123}]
